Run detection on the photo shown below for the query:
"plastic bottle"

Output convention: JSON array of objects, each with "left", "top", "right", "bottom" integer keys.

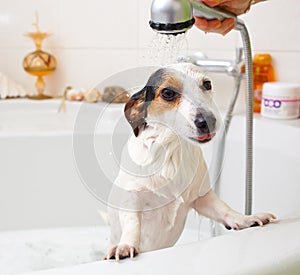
[{"left": 252, "top": 54, "right": 276, "bottom": 112}]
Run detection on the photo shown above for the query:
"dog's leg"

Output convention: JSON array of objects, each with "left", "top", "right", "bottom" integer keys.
[
  {"left": 192, "top": 189, "right": 276, "bottom": 230},
  {"left": 104, "top": 210, "right": 141, "bottom": 261}
]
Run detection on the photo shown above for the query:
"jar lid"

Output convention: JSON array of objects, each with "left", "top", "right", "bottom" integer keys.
[
  {"left": 253, "top": 54, "right": 272, "bottom": 65},
  {"left": 262, "top": 82, "right": 300, "bottom": 98}
]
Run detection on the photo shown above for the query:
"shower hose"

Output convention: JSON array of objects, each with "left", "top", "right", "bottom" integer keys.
[
  {"left": 209, "top": 20, "right": 253, "bottom": 238},
  {"left": 208, "top": 21, "right": 253, "bottom": 237},
  {"left": 236, "top": 21, "right": 253, "bottom": 216}
]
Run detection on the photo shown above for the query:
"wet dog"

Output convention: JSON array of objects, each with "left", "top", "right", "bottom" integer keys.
[{"left": 104, "top": 63, "right": 275, "bottom": 260}]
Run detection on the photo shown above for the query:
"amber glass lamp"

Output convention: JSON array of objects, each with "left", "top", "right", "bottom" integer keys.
[{"left": 23, "top": 12, "right": 57, "bottom": 99}]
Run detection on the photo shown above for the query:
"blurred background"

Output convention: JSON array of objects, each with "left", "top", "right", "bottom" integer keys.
[{"left": 0, "top": 0, "right": 299, "bottom": 109}]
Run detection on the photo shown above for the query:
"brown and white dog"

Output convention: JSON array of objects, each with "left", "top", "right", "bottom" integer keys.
[{"left": 104, "top": 63, "right": 275, "bottom": 260}]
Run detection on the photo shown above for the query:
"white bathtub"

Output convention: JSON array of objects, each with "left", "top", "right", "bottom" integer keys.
[
  {"left": 218, "top": 111, "right": 300, "bottom": 219},
  {"left": 0, "top": 99, "right": 300, "bottom": 275}
]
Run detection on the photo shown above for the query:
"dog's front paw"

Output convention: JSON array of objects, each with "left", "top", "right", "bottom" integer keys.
[
  {"left": 103, "top": 244, "right": 139, "bottom": 261},
  {"left": 224, "top": 212, "right": 276, "bottom": 230}
]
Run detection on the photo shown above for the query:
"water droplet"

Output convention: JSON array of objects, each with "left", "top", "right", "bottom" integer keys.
[{"left": 147, "top": 32, "right": 188, "bottom": 66}]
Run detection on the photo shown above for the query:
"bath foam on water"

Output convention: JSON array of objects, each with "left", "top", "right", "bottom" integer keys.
[
  {"left": 147, "top": 33, "right": 188, "bottom": 65},
  {"left": 0, "top": 227, "right": 109, "bottom": 275},
  {"left": 0, "top": 225, "right": 202, "bottom": 274}
]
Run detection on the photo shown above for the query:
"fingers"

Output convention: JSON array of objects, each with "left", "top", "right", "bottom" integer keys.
[
  {"left": 194, "top": 17, "right": 235, "bottom": 35},
  {"left": 194, "top": 18, "right": 220, "bottom": 32},
  {"left": 219, "top": 18, "right": 236, "bottom": 35},
  {"left": 200, "top": 0, "right": 252, "bottom": 15},
  {"left": 201, "top": 0, "right": 222, "bottom": 7}
]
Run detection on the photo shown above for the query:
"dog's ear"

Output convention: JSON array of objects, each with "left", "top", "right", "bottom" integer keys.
[{"left": 124, "top": 85, "right": 155, "bottom": 137}]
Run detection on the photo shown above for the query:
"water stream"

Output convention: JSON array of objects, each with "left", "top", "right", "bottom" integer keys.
[{"left": 147, "top": 32, "right": 188, "bottom": 65}]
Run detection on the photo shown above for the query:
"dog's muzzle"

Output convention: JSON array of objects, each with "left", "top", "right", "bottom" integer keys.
[{"left": 193, "top": 111, "right": 216, "bottom": 143}]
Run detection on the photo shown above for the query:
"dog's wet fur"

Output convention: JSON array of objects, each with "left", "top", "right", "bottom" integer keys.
[{"left": 104, "top": 63, "right": 276, "bottom": 261}]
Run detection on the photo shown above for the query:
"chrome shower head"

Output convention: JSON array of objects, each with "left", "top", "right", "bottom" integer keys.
[
  {"left": 149, "top": 0, "right": 237, "bottom": 35},
  {"left": 149, "top": 0, "right": 194, "bottom": 35}
]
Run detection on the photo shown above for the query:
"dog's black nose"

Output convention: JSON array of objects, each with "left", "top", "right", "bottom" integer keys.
[{"left": 194, "top": 112, "right": 216, "bottom": 134}]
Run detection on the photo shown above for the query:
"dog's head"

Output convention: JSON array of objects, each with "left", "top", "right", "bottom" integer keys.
[{"left": 124, "top": 63, "right": 220, "bottom": 144}]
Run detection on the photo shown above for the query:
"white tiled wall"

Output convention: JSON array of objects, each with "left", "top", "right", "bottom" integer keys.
[{"left": 0, "top": 0, "right": 299, "bottom": 106}]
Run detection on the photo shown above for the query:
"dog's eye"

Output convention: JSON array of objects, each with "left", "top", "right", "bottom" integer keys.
[
  {"left": 160, "top": 88, "right": 178, "bottom": 101},
  {"left": 202, "top": 80, "right": 212, "bottom": 91}
]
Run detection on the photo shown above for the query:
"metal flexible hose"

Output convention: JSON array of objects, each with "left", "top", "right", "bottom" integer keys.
[
  {"left": 211, "top": 21, "right": 253, "bottom": 220},
  {"left": 236, "top": 20, "right": 253, "bottom": 216}
]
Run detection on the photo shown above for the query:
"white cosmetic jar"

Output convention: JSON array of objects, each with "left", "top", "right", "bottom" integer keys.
[{"left": 261, "top": 82, "right": 300, "bottom": 119}]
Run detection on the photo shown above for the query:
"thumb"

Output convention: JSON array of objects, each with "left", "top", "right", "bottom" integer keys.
[{"left": 200, "top": 0, "right": 222, "bottom": 7}]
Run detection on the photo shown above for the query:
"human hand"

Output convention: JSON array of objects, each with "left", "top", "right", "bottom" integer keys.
[{"left": 194, "top": 0, "right": 253, "bottom": 35}]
